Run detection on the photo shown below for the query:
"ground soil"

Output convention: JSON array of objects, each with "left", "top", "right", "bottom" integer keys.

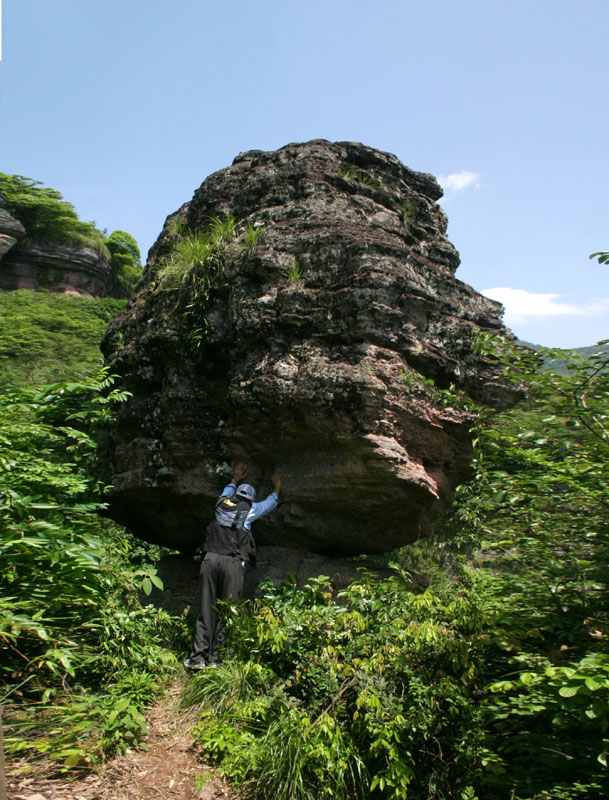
[{"left": 6, "top": 679, "right": 240, "bottom": 800}]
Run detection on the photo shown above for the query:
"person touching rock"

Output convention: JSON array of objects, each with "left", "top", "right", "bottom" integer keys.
[{"left": 185, "top": 464, "right": 281, "bottom": 669}]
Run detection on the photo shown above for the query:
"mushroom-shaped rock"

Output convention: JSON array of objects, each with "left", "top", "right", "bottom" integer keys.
[{"left": 99, "top": 140, "right": 515, "bottom": 555}]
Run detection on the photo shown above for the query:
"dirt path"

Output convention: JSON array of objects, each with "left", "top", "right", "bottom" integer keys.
[{"left": 7, "top": 680, "right": 239, "bottom": 800}]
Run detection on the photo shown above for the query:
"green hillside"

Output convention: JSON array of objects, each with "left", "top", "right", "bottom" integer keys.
[
  {"left": 519, "top": 339, "right": 609, "bottom": 375},
  {"left": 0, "top": 289, "right": 125, "bottom": 387},
  {"left": 572, "top": 341, "right": 609, "bottom": 358}
]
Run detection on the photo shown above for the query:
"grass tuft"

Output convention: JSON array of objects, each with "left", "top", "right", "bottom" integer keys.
[
  {"left": 284, "top": 257, "right": 303, "bottom": 282},
  {"left": 241, "top": 222, "right": 265, "bottom": 255},
  {"left": 338, "top": 167, "right": 380, "bottom": 188}
]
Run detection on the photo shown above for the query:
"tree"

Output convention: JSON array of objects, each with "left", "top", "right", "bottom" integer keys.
[
  {"left": 0, "top": 173, "right": 106, "bottom": 252},
  {"left": 590, "top": 251, "right": 609, "bottom": 266},
  {"left": 105, "top": 229, "right": 142, "bottom": 297},
  {"left": 449, "top": 336, "right": 609, "bottom": 799}
]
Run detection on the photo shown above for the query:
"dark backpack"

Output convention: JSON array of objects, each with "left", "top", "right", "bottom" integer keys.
[
  {"left": 214, "top": 495, "right": 252, "bottom": 530},
  {"left": 194, "top": 494, "right": 257, "bottom": 566}
]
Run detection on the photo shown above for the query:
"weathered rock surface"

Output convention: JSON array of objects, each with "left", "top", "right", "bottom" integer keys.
[
  {"left": 0, "top": 193, "right": 112, "bottom": 297},
  {"left": 0, "top": 241, "right": 112, "bottom": 296},
  {"left": 100, "top": 140, "right": 515, "bottom": 556},
  {"left": 0, "top": 207, "right": 26, "bottom": 258}
]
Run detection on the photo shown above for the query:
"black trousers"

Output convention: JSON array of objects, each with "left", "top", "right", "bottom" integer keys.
[{"left": 192, "top": 552, "right": 245, "bottom": 662}]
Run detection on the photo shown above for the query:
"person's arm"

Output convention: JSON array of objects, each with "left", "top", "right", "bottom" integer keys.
[
  {"left": 247, "top": 473, "right": 281, "bottom": 524},
  {"left": 220, "top": 462, "right": 248, "bottom": 498}
]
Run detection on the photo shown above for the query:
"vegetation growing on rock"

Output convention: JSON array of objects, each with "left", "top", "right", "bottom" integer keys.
[
  {"left": 99, "top": 141, "right": 516, "bottom": 555},
  {"left": 0, "top": 173, "right": 141, "bottom": 297},
  {"left": 0, "top": 173, "right": 108, "bottom": 253}
]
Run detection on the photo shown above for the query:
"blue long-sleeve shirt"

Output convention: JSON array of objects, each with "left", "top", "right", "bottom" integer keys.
[{"left": 220, "top": 483, "right": 278, "bottom": 530}]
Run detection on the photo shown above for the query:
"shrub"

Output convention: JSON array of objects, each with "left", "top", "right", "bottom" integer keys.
[
  {"left": 442, "top": 336, "right": 609, "bottom": 799},
  {"left": 185, "top": 574, "right": 485, "bottom": 800},
  {"left": 105, "top": 229, "right": 142, "bottom": 297},
  {"left": 0, "top": 372, "right": 179, "bottom": 768}
]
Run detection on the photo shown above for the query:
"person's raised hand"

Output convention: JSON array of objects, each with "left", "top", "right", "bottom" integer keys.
[{"left": 233, "top": 463, "right": 247, "bottom": 483}]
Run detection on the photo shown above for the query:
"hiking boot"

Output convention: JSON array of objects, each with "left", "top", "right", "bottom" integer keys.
[{"left": 184, "top": 656, "right": 206, "bottom": 670}]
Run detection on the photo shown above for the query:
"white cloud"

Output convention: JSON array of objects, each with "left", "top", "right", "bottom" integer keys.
[
  {"left": 481, "top": 287, "right": 609, "bottom": 325},
  {"left": 437, "top": 170, "right": 480, "bottom": 192}
]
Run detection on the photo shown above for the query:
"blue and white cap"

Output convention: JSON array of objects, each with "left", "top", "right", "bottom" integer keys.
[{"left": 236, "top": 483, "right": 256, "bottom": 501}]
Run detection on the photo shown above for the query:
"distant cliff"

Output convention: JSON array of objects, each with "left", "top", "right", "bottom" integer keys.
[{"left": 0, "top": 175, "right": 140, "bottom": 298}]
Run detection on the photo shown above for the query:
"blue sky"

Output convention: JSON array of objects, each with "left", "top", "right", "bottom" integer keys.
[{"left": 1, "top": 0, "right": 608, "bottom": 347}]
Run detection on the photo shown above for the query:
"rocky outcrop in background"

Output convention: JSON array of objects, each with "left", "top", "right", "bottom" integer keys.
[
  {"left": 0, "top": 193, "right": 112, "bottom": 297},
  {"left": 100, "top": 140, "right": 515, "bottom": 557},
  {"left": 0, "top": 206, "right": 25, "bottom": 258}
]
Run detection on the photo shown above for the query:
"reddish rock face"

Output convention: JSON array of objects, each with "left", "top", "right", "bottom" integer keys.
[
  {"left": 100, "top": 140, "right": 515, "bottom": 555},
  {"left": 0, "top": 195, "right": 112, "bottom": 297},
  {"left": 0, "top": 243, "right": 112, "bottom": 296}
]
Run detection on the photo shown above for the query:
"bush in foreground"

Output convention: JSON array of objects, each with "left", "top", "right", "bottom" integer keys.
[
  {"left": 184, "top": 573, "right": 484, "bottom": 800},
  {"left": 0, "top": 373, "right": 180, "bottom": 769}
]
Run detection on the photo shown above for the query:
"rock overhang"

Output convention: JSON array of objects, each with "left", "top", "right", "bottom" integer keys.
[{"left": 98, "top": 139, "right": 516, "bottom": 555}]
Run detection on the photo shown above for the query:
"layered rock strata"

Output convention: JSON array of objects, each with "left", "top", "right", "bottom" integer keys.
[
  {"left": 0, "top": 242, "right": 112, "bottom": 296},
  {"left": 0, "top": 194, "right": 112, "bottom": 297},
  {"left": 100, "top": 140, "right": 514, "bottom": 555}
]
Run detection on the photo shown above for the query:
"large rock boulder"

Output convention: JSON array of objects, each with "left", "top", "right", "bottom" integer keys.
[{"left": 99, "top": 140, "right": 515, "bottom": 556}]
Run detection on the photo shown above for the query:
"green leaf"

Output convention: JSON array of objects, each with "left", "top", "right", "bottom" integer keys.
[{"left": 150, "top": 574, "right": 164, "bottom": 590}]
